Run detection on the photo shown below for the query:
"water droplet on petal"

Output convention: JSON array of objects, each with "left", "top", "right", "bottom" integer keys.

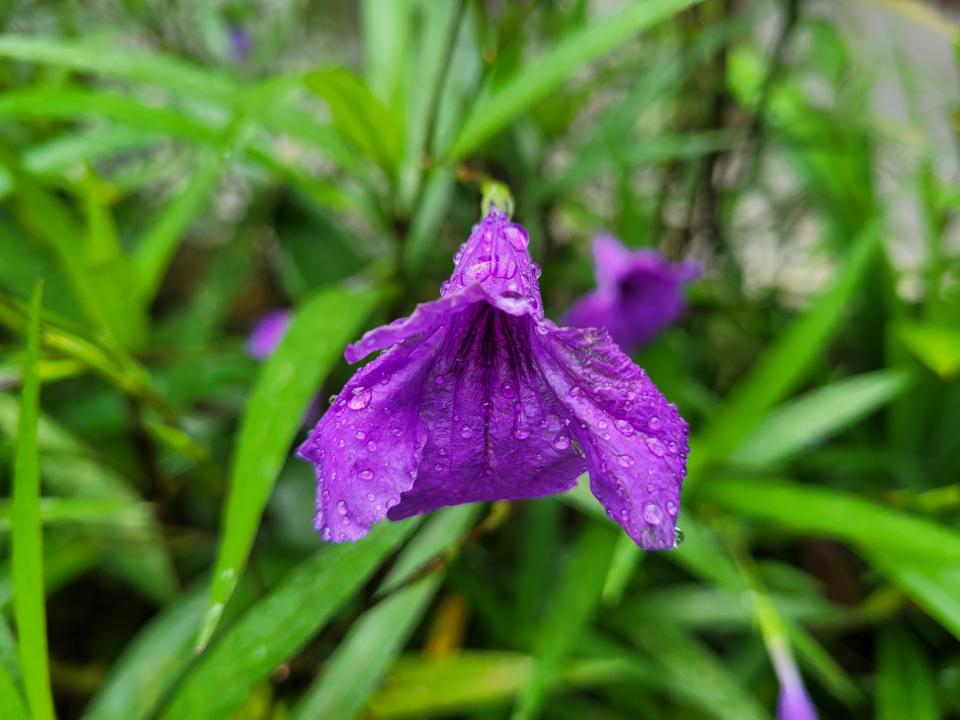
[
  {"left": 342, "top": 516, "right": 351, "bottom": 525},
  {"left": 392, "top": 427, "right": 402, "bottom": 438},
  {"left": 641, "top": 526, "right": 658, "bottom": 547},
  {"left": 336, "top": 501, "right": 347, "bottom": 515},
  {"left": 617, "top": 454, "right": 634, "bottom": 467},
  {"left": 597, "top": 419, "right": 608, "bottom": 430},
  {"left": 460, "top": 425, "right": 472, "bottom": 439},
  {"left": 643, "top": 503, "right": 663, "bottom": 525},
  {"left": 502, "top": 382, "right": 515, "bottom": 398},
  {"left": 327, "top": 394, "right": 339, "bottom": 405},
  {"left": 648, "top": 416, "right": 661, "bottom": 430},
  {"left": 514, "top": 427, "right": 530, "bottom": 440},
  {"left": 552, "top": 433, "right": 571, "bottom": 451},
  {"left": 434, "top": 463, "right": 443, "bottom": 471},
  {"left": 338, "top": 439, "right": 346, "bottom": 448},
  {"left": 321, "top": 527, "right": 331, "bottom": 540},
  {"left": 359, "top": 469, "right": 374, "bottom": 481},
  {"left": 367, "top": 441, "right": 378, "bottom": 451},
  {"left": 674, "top": 528, "right": 685, "bottom": 547},
  {"left": 355, "top": 430, "right": 366, "bottom": 441},
  {"left": 504, "top": 225, "right": 529, "bottom": 250},
  {"left": 615, "top": 419, "right": 634, "bottom": 436},
  {"left": 367, "top": 492, "right": 375, "bottom": 501},
  {"left": 646, "top": 437, "right": 665, "bottom": 457},
  {"left": 666, "top": 500, "right": 678, "bottom": 516},
  {"left": 348, "top": 387, "right": 372, "bottom": 410},
  {"left": 667, "top": 440, "right": 679, "bottom": 454}
]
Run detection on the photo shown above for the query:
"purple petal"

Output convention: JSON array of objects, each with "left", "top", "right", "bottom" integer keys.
[
  {"left": 388, "top": 303, "right": 586, "bottom": 520},
  {"left": 297, "top": 331, "right": 443, "bottom": 541},
  {"left": 247, "top": 310, "right": 292, "bottom": 359},
  {"left": 532, "top": 323, "right": 688, "bottom": 550},
  {"left": 567, "top": 235, "right": 699, "bottom": 352},
  {"left": 777, "top": 683, "right": 819, "bottom": 720}
]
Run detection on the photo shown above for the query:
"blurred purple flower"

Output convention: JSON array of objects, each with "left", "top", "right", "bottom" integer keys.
[
  {"left": 247, "top": 310, "right": 291, "bottom": 359},
  {"left": 228, "top": 25, "right": 253, "bottom": 61},
  {"left": 773, "top": 644, "right": 819, "bottom": 720},
  {"left": 298, "top": 209, "right": 688, "bottom": 548},
  {"left": 566, "top": 234, "right": 699, "bottom": 352}
]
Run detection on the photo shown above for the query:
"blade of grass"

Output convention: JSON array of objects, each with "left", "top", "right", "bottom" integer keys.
[
  {"left": 292, "top": 506, "right": 480, "bottom": 720},
  {"left": 512, "top": 522, "right": 617, "bottom": 720},
  {"left": 163, "top": 520, "right": 416, "bottom": 719},
  {"left": 305, "top": 67, "right": 403, "bottom": 174},
  {"left": 197, "top": 283, "right": 381, "bottom": 649},
  {"left": 11, "top": 281, "right": 55, "bottom": 720},
  {"left": 703, "top": 478, "right": 960, "bottom": 562},
  {"left": 688, "top": 219, "right": 882, "bottom": 486},
  {"left": 876, "top": 626, "right": 939, "bottom": 720},
  {"left": 730, "top": 369, "right": 911, "bottom": 467},
  {"left": 446, "top": 0, "right": 703, "bottom": 159}
]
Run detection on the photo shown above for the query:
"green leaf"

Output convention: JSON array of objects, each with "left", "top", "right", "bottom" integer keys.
[
  {"left": 0, "top": 667, "right": 27, "bottom": 720},
  {"left": 703, "top": 478, "right": 960, "bottom": 564},
  {"left": 689, "top": 220, "right": 882, "bottom": 485},
  {"left": 446, "top": 0, "right": 704, "bottom": 159},
  {"left": 84, "top": 592, "right": 205, "bottom": 720},
  {"left": 872, "top": 554, "right": 960, "bottom": 641},
  {"left": 512, "top": 522, "right": 617, "bottom": 720},
  {"left": 627, "top": 624, "right": 769, "bottom": 720},
  {"left": 163, "top": 521, "right": 416, "bottom": 719},
  {"left": 876, "top": 627, "right": 939, "bottom": 720},
  {"left": 197, "top": 283, "right": 381, "bottom": 648},
  {"left": 0, "top": 393, "right": 177, "bottom": 602},
  {"left": 898, "top": 323, "right": 960, "bottom": 379},
  {"left": 292, "top": 507, "right": 479, "bottom": 720},
  {"left": 305, "top": 67, "right": 403, "bottom": 173},
  {"left": 10, "top": 282, "right": 55, "bottom": 720},
  {"left": 132, "top": 146, "right": 229, "bottom": 303},
  {"left": 730, "top": 370, "right": 911, "bottom": 467}
]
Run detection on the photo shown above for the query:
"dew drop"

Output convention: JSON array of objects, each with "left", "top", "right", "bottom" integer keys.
[
  {"left": 648, "top": 416, "right": 661, "bottom": 430},
  {"left": 504, "top": 225, "right": 529, "bottom": 250},
  {"left": 355, "top": 430, "right": 366, "bottom": 441},
  {"left": 552, "top": 433, "right": 571, "bottom": 451},
  {"left": 645, "top": 437, "right": 665, "bottom": 457},
  {"left": 641, "top": 526, "right": 658, "bottom": 547},
  {"left": 674, "top": 528, "right": 685, "bottom": 547},
  {"left": 348, "top": 387, "right": 372, "bottom": 410},
  {"left": 321, "top": 527, "right": 332, "bottom": 541},
  {"left": 338, "top": 439, "right": 346, "bottom": 448},
  {"left": 514, "top": 427, "right": 530, "bottom": 440},
  {"left": 327, "top": 394, "right": 339, "bottom": 405},
  {"left": 666, "top": 500, "right": 678, "bottom": 516},
  {"left": 502, "top": 382, "right": 515, "bottom": 398},
  {"left": 460, "top": 425, "right": 472, "bottom": 439},
  {"left": 392, "top": 427, "right": 402, "bottom": 438},
  {"left": 342, "top": 516, "right": 351, "bottom": 525},
  {"left": 336, "top": 501, "right": 347, "bottom": 515},
  {"left": 643, "top": 503, "right": 663, "bottom": 525},
  {"left": 597, "top": 419, "right": 608, "bottom": 430},
  {"left": 367, "top": 441, "right": 378, "bottom": 451},
  {"left": 617, "top": 454, "right": 634, "bottom": 468},
  {"left": 367, "top": 492, "right": 376, "bottom": 501},
  {"left": 359, "top": 469, "right": 374, "bottom": 481},
  {"left": 667, "top": 440, "right": 679, "bottom": 454},
  {"left": 434, "top": 374, "right": 446, "bottom": 386},
  {"left": 615, "top": 419, "right": 634, "bottom": 436}
]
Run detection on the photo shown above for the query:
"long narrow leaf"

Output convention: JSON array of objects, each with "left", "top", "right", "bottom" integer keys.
[
  {"left": 198, "top": 283, "right": 381, "bottom": 648},
  {"left": 11, "top": 282, "right": 55, "bottom": 720}
]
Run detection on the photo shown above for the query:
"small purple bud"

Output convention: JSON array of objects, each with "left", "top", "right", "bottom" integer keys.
[
  {"left": 247, "top": 310, "right": 291, "bottom": 359},
  {"left": 228, "top": 25, "right": 253, "bottom": 61}
]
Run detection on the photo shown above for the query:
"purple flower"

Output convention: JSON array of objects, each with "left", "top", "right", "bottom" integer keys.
[
  {"left": 566, "top": 234, "right": 699, "bottom": 352},
  {"left": 247, "top": 310, "right": 291, "bottom": 359},
  {"left": 228, "top": 25, "right": 253, "bottom": 61},
  {"left": 772, "top": 644, "right": 819, "bottom": 720},
  {"left": 298, "top": 210, "right": 688, "bottom": 549}
]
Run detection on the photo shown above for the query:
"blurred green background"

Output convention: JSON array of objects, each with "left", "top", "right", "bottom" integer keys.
[{"left": 2, "top": 0, "right": 960, "bottom": 718}]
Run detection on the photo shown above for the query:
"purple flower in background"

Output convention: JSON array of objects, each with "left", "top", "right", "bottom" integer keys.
[
  {"left": 298, "top": 210, "right": 688, "bottom": 548},
  {"left": 566, "top": 234, "right": 699, "bottom": 352},
  {"left": 228, "top": 25, "right": 253, "bottom": 61},
  {"left": 247, "top": 310, "right": 291, "bottom": 359},
  {"left": 772, "top": 643, "right": 819, "bottom": 720}
]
